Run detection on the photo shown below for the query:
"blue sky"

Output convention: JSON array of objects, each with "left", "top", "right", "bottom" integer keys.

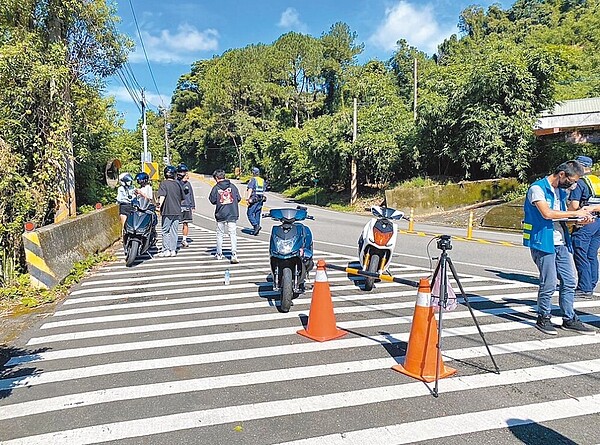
[{"left": 106, "top": 0, "right": 514, "bottom": 128}]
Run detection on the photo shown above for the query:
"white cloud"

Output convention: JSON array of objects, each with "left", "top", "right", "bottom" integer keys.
[
  {"left": 278, "top": 7, "right": 308, "bottom": 33},
  {"left": 129, "top": 24, "right": 219, "bottom": 64},
  {"left": 105, "top": 86, "right": 170, "bottom": 109},
  {"left": 369, "top": 1, "right": 455, "bottom": 54}
]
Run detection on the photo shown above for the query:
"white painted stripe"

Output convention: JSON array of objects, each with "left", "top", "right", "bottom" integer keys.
[
  {"left": 4, "top": 369, "right": 600, "bottom": 444},
  {"left": 2, "top": 340, "right": 600, "bottom": 422},
  {"left": 41, "top": 288, "right": 548, "bottom": 330},
  {"left": 54, "top": 289, "right": 417, "bottom": 316},
  {"left": 29, "top": 295, "right": 597, "bottom": 346},
  {"left": 62, "top": 278, "right": 528, "bottom": 307},
  {"left": 12, "top": 299, "right": 562, "bottom": 365},
  {"left": 81, "top": 261, "right": 416, "bottom": 287},
  {"left": 8, "top": 314, "right": 599, "bottom": 390},
  {"left": 276, "top": 395, "right": 600, "bottom": 445}
]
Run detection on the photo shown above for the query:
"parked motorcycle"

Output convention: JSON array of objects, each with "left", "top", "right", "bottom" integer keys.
[
  {"left": 358, "top": 206, "right": 406, "bottom": 291},
  {"left": 265, "top": 206, "right": 314, "bottom": 312},
  {"left": 123, "top": 199, "right": 157, "bottom": 267}
]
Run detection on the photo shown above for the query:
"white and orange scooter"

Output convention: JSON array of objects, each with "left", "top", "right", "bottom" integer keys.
[{"left": 358, "top": 206, "right": 406, "bottom": 291}]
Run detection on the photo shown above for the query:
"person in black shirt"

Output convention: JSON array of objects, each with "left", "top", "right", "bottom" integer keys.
[
  {"left": 208, "top": 169, "right": 241, "bottom": 264},
  {"left": 157, "top": 165, "right": 185, "bottom": 257}
]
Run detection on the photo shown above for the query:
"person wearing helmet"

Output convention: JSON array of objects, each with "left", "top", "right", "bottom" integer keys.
[
  {"left": 157, "top": 165, "right": 185, "bottom": 257},
  {"left": 116, "top": 172, "right": 135, "bottom": 227},
  {"left": 134, "top": 172, "right": 154, "bottom": 210},
  {"left": 245, "top": 167, "right": 266, "bottom": 235},
  {"left": 176, "top": 163, "right": 195, "bottom": 247}
]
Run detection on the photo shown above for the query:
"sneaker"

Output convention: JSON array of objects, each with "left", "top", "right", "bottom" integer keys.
[
  {"left": 253, "top": 226, "right": 262, "bottom": 236},
  {"left": 214, "top": 253, "right": 224, "bottom": 260},
  {"left": 535, "top": 316, "right": 557, "bottom": 335},
  {"left": 562, "top": 318, "right": 596, "bottom": 335},
  {"left": 169, "top": 250, "right": 177, "bottom": 257},
  {"left": 575, "top": 290, "right": 593, "bottom": 299},
  {"left": 181, "top": 240, "right": 189, "bottom": 248},
  {"left": 157, "top": 250, "right": 168, "bottom": 257},
  {"left": 230, "top": 254, "right": 239, "bottom": 264}
]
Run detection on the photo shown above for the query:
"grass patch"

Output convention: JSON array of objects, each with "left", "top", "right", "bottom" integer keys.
[
  {"left": 0, "top": 251, "right": 115, "bottom": 313},
  {"left": 282, "top": 185, "right": 385, "bottom": 213}
]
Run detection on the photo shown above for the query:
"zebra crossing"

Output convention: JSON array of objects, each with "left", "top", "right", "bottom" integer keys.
[{"left": 1, "top": 223, "right": 600, "bottom": 444}]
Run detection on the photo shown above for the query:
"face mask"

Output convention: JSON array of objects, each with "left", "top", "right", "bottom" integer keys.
[{"left": 557, "top": 180, "right": 572, "bottom": 189}]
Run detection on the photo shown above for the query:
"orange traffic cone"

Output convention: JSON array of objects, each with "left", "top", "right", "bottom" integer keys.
[
  {"left": 297, "top": 259, "right": 347, "bottom": 342},
  {"left": 392, "top": 277, "right": 457, "bottom": 382}
]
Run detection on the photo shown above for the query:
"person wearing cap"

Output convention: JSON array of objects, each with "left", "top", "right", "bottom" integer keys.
[
  {"left": 568, "top": 155, "right": 600, "bottom": 299},
  {"left": 523, "top": 160, "right": 595, "bottom": 335},
  {"left": 245, "top": 167, "right": 266, "bottom": 236}
]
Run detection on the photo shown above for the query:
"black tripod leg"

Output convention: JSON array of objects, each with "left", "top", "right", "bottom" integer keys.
[
  {"left": 446, "top": 257, "right": 500, "bottom": 374},
  {"left": 433, "top": 254, "right": 447, "bottom": 398}
]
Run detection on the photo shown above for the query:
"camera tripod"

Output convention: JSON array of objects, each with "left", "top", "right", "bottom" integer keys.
[{"left": 431, "top": 235, "right": 500, "bottom": 397}]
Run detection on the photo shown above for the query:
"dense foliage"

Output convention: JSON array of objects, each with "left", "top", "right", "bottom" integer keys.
[
  {"left": 0, "top": 0, "right": 131, "bottom": 280},
  {"left": 170, "top": 0, "right": 600, "bottom": 187}
]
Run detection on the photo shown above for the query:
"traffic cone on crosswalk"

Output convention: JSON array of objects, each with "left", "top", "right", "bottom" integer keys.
[
  {"left": 297, "top": 259, "right": 347, "bottom": 342},
  {"left": 392, "top": 277, "right": 457, "bottom": 382}
]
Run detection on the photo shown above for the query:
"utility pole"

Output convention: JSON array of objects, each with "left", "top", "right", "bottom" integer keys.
[
  {"left": 413, "top": 58, "right": 418, "bottom": 121},
  {"left": 160, "top": 106, "right": 171, "bottom": 165},
  {"left": 141, "top": 89, "right": 149, "bottom": 166},
  {"left": 350, "top": 97, "right": 358, "bottom": 206}
]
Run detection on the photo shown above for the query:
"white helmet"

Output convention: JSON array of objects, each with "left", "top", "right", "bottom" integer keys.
[{"left": 119, "top": 172, "right": 133, "bottom": 186}]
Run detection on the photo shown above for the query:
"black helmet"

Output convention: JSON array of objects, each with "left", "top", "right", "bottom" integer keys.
[
  {"left": 176, "top": 163, "right": 188, "bottom": 179},
  {"left": 119, "top": 172, "right": 133, "bottom": 187},
  {"left": 164, "top": 165, "right": 177, "bottom": 179},
  {"left": 135, "top": 172, "right": 149, "bottom": 186}
]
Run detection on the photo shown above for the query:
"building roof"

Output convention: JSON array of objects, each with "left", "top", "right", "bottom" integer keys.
[
  {"left": 540, "top": 97, "right": 600, "bottom": 117},
  {"left": 535, "top": 97, "right": 600, "bottom": 132}
]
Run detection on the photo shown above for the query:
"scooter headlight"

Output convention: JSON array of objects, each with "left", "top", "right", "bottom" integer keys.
[
  {"left": 275, "top": 238, "right": 295, "bottom": 255},
  {"left": 373, "top": 227, "right": 393, "bottom": 246}
]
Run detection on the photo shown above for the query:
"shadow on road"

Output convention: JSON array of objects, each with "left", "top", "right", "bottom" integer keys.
[
  {"left": 0, "top": 344, "right": 49, "bottom": 400},
  {"left": 508, "top": 419, "right": 578, "bottom": 444},
  {"left": 486, "top": 269, "right": 539, "bottom": 285}
]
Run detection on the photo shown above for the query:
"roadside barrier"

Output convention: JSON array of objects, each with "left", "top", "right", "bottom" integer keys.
[
  {"left": 22, "top": 204, "right": 121, "bottom": 288},
  {"left": 297, "top": 259, "right": 347, "bottom": 342},
  {"left": 392, "top": 277, "right": 457, "bottom": 382}
]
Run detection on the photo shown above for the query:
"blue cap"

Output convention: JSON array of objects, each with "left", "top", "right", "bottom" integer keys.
[
  {"left": 252, "top": 167, "right": 260, "bottom": 175},
  {"left": 576, "top": 156, "right": 593, "bottom": 168}
]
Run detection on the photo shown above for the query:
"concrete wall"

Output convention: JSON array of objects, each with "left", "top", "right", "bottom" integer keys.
[
  {"left": 481, "top": 198, "right": 525, "bottom": 231},
  {"left": 385, "top": 178, "right": 520, "bottom": 216},
  {"left": 22, "top": 204, "right": 121, "bottom": 288}
]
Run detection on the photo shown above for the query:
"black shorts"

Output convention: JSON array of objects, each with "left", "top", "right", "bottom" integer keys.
[
  {"left": 181, "top": 209, "right": 193, "bottom": 222},
  {"left": 119, "top": 202, "right": 133, "bottom": 217}
]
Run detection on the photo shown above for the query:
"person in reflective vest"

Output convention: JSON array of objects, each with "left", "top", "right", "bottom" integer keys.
[
  {"left": 568, "top": 155, "right": 600, "bottom": 299},
  {"left": 523, "top": 160, "right": 595, "bottom": 336},
  {"left": 246, "top": 167, "right": 265, "bottom": 236}
]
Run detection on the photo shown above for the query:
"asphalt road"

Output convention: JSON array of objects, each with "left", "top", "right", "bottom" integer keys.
[{"left": 1, "top": 175, "right": 599, "bottom": 444}]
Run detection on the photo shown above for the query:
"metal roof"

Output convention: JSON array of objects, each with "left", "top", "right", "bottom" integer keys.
[{"left": 541, "top": 97, "right": 600, "bottom": 116}]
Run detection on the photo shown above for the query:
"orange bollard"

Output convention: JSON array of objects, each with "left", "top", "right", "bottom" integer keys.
[
  {"left": 392, "top": 277, "right": 457, "bottom": 382},
  {"left": 297, "top": 260, "right": 347, "bottom": 342}
]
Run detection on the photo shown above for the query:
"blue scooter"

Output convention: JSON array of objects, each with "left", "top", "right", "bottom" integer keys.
[
  {"left": 265, "top": 206, "right": 314, "bottom": 312},
  {"left": 123, "top": 199, "right": 157, "bottom": 267}
]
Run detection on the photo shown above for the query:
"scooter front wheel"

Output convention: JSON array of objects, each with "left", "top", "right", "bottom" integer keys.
[
  {"left": 364, "top": 254, "right": 380, "bottom": 291},
  {"left": 125, "top": 239, "right": 140, "bottom": 267},
  {"left": 280, "top": 267, "right": 293, "bottom": 313}
]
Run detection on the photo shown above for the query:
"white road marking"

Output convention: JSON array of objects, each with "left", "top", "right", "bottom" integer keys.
[
  {"left": 3, "top": 341, "right": 600, "bottom": 421},
  {"left": 41, "top": 284, "right": 540, "bottom": 330},
  {"left": 4, "top": 367, "right": 599, "bottom": 444},
  {"left": 276, "top": 394, "right": 600, "bottom": 445},
  {"left": 7, "top": 314, "right": 598, "bottom": 390}
]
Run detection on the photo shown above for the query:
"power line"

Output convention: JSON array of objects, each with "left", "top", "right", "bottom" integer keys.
[{"left": 127, "top": 0, "right": 166, "bottom": 109}]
